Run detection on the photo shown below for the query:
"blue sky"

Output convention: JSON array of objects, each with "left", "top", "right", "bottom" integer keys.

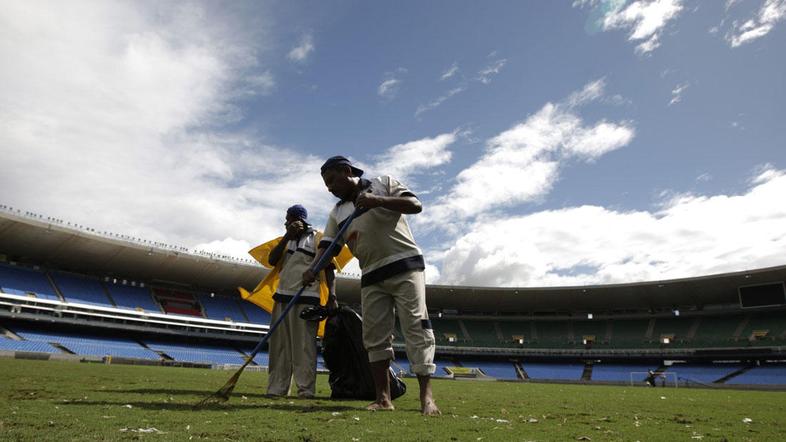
[{"left": 1, "top": 0, "right": 784, "bottom": 287}]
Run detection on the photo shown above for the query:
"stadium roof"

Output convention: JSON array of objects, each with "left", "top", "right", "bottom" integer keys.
[{"left": 1, "top": 210, "right": 784, "bottom": 313}]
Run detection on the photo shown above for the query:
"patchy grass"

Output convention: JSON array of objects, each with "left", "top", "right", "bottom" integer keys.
[{"left": 1, "top": 358, "right": 785, "bottom": 441}]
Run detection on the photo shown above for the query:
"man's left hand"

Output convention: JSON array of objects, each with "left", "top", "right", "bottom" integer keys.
[{"left": 355, "top": 192, "right": 384, "bottom": 210}]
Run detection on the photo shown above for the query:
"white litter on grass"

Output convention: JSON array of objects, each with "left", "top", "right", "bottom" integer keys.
[
  {"left": 123, "top": 404, "right": 133, "bottom": 409},
  {"left": 527, "top": 418, "right": 539, "bottom": 423},
  {"left": 495, "top": 419, "right": 509, "bottom": 423},
  {"left": 332, "top": 412, "right": 342, "bottom": 416},
  {"left": 470, "top": 415, "right": 479, "bottom": 419},
  {"left": 119, "top": 428, "right": 166, "bottom": 434},
  {"left": 742, "top": 418, "right": 753, "bottom": 424},
  {"left": 353, "top": 416, "right": 360, "bottom": 421},
  {"left": 101, "top": 416, "right": 115, "bottom": 419},
  {"left": 660, "top": 396, "right": 666, "bottom": 400},
  {"left": 186, "top": 425, "right": 191, "bottom": 431}
]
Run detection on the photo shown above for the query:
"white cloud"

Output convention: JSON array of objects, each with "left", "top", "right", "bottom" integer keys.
[
  {"left": 369, "top": 132, "right": 457, "bottom": 183},
  {"left": 668, "top": 82, "right": 689, "bottom": 106},
  {"left": 578, "top": 0, "right": 684, "bottom": 54},
  {"left": 440, "top": 62, "right": 459, "bottom": 81},
  {"left": 415, "top": 86, "right": 466, "bottom": 117},
  {"left": 287, "top": 34, "right": 314, "bottom": 62},
  {"left": 726, "top": 0, "right": 786, "bottom": 47},
  {"left": 377, "top": 68, "right": 407, "bottom": 100},
  {"left": 0, "top": 1, "right": 336, "bottom": 259},
  {"left": 435, "top": 166, "right": 786, "bottom": 286},
  {"left": 477, "top": 58, "right": 507, "bottom": 84},
  {"left": 420, "top": 79, "right": 634, "bottom": 223}
]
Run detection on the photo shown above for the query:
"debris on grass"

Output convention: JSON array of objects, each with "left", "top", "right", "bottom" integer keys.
[
  {"left": 122, "top": 404, "right": 133, "bottom": 409},
  {"left": 495, "top": 419, "right": 509, "bottom": 423},
  {"left": 742, "top": 418, "right": 753, "bottom": 424},
  {"left": 119, "top": 427, "right": 166, "bottom": 434},
  {"left": 576, "top": 436, "right": 591, "bottom": 441}
]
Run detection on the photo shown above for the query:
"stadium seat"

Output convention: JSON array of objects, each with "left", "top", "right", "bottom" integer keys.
[
  {"left": 51, "top": 272, "right": 113, "bottom": 306},
  {"left": 0, "top": 263, "right": 60, "bottom": 300},
  {"left": 106, "top": 283, "right": 161, "bottom": 312},
  {"left": 197, "top": 293, "right": 247, "bottom": 322}
]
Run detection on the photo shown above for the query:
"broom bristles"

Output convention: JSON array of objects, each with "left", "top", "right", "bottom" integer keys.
[{"left": 194, "top": 358, "right": 251, "bottom": 408}]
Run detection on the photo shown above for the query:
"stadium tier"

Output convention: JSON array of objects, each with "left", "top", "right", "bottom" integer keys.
[
  {"left": 0, "top": 336, "right": 59, "bottom": 353},
  {"left": 664, "top": 363, "right": 746, "bottom": 385},
  {"left": 0, "top": 263, "right": 60, "bottom": 300},
  {"left": 589, "top": 363, "right": 658, "bottom": 382},
  {"left": 144, "top": 340, "right": 249, "bottom": 365},
  {"left": 241, "top": 302, "right": 272, "bottom": 325},
  {"left": 726, "top": 364, "right": 786, "bottom": 385},
  {"left": 51, "top": 271, "right": 114, "bottom": 306},
  {"left": 106, "top": 283, "right": 161, "bottom": 312},
  {"left": 197, "top": 292, "right": 248, "bottom": 322},
  {"left": 462, "top": 319, "right": 499, "bottom": 345},
  {"left": 12, "top": 328, "right": 160, "bottom": 360},
  {"left": 461, "top": 360, "right": 519, "bottom": 380},
  {"left": 523, "top": 362, "right": 585, "bottom": 380}
]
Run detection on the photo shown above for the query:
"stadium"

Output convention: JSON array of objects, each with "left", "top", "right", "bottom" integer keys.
[
  {"left": 3, "top": 205, "right": 786, "bottom": 440},
  {"left": 4, "top": 1, "right": 786, "bottom": 441}
]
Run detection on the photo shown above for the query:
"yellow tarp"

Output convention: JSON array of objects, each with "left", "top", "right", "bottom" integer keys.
[{"left": 239, "top": 232, "right": 353, "bottom": 337}]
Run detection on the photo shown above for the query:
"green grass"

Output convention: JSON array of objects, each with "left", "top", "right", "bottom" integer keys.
[{"left": 2, "top": 358, "right": 786, "bottom": 441}]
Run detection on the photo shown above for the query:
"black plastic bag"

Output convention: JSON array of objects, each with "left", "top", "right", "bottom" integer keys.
[{"left": 322, "top": 306, "right": 406, "bottom": 400}]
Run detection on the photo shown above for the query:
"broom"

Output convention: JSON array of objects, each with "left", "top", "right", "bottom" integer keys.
[{"left": 195, "top": 208, "right": 363, "bottom": 407}]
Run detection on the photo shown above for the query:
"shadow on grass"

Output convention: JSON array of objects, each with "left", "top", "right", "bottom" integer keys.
[
  {"left": 96, "top": 388, "right": 270, "bottom": 398},
  {"left": 64, "top": 400, "right": 359, "bottom": 413}
]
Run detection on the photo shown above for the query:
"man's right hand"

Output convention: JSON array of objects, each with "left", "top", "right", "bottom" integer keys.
[
  {"left": 285, "top": 220, "right": 305, "bottom": 239},
  {"left": 302, "top": 268, "right": 317, "bottom": 287}
]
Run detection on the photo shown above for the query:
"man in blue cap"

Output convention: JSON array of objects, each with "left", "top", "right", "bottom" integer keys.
[
  {"left": 304, "top": 156, "right": 440, "bottom": 416},
  {"left": 266, "top": 204, "right": 335, "bottom": 398}
]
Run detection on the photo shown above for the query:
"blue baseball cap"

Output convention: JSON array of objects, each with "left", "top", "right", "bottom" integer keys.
[
  {"left": 286, "top": 204, "right": 308, "bottom": 221},
  {"left": 320, "top": 155, "right": 364, "bottom": 177}
]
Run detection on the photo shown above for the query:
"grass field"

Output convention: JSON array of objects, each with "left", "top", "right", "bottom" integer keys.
[{"left": 1, "top": 358, "right": 785, "bottom": 441}]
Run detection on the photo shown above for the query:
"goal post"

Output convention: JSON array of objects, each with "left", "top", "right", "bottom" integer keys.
[{"left": 629, "top": 371, "right": 679, "bottom": 388}]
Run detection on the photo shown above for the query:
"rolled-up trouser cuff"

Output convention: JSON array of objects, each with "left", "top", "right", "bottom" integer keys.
[
  {"left": 410, "top": 363, "right": 436, "bottom": 376},
  {"left": 368, "top": 348, "right": 395, "bottom": 363}
]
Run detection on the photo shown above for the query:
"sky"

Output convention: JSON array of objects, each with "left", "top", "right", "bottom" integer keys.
[{"left": 1, "top": 0, "right": 785, "bottom": 288}]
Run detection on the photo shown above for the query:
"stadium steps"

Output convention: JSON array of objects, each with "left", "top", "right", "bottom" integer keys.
[
  {"left": 0, "top": 325, "right": 22, "bottom": 340},
  {"left": 514, "top": 361, "right": 529, "bottom": 380},
  {"left": 733, "top": 315, "right": 751, "bottom": 339},
  {"left": 686, "top": 317, "right": 701, "bottom": 340},
  {"left": 99, "top": 282, "right": 119, "bottom": 308},
  {"left": 715, "top": 365, "right": 755, "bottom": 384},
  {"left": 44, "top": 272, "right": 66, "bottom": 302},
  {"left": 645, "top": 318, "right": 656, "bottom": 339},
  {"left": 457, "top": 320, "right": 471, "bottom": 340},
  {"left": 581, "top": 362, "right": 593, "bottom": 381},
  {"left": 137, "top": 341, "right": 172, "bottom": 361},
  {"left": 493, "top": 322, "right": 504, "bottom": 341},
  {"left": 50, "top": 342, "right": 75, "bottom": 355}
]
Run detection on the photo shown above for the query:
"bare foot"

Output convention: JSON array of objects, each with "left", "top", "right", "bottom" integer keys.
[
  {"left": 421, "top": 399, "right": 441, "bottom": 416},
  {"left": 366, "top": 400, "right": 395, "bottom": 411}
]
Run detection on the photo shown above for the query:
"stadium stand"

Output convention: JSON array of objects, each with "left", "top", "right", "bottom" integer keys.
[
  {"left": 523, "top": 362, "right": 584, "bottom": 380},
  {"left": 462, "top": 360, "right": 518, "bottom": 380},
  {"left": 497, "top": 320, "right": 532, "bottom": 344},
  {"left": 153, "top": 288, "right": 204, "bottom": 317},
  {"left": 0, "top": 263, "right": 60, "bottom": 300},
  {"left": 12, "top": 328, "right": 159, "bottom": 359},
  {"left": 590, "top": 363, "right": 658, "bottom": 382},
  {"left": 145, "top": 340, "right": 247, "bottom": 365},
  {"left": 665, "top": 363, "right": 746, "bottom": 385},
  {"left": 0, "top": 336, "right": 59, "bottom": 353},
  {"left": 51, "top": 271, "right": 114, "bottom": 306},
  {"left": 240, "top": 302, "right": 272, "bottom": 325},
  {"left": 726, "top": 364, "right": 786, "bottom": 385},
  {"left": 740, "top": 311, "right": 786, "bottom": 344},
  {"left": 197, "top": 293, "right": 248, "bottom": 322},
  {"left": 106, "top": 283, "right": 161, "bottom": 312},
  {"left": 609, "top": 319, "right": 650, "bottom": 347},
  {"left": 691, "top": 315, "right": 744, "bottom": 346},
  {"left": 572, "top": 320, "right": 607, "bottom": 346},
  {"left": 462, "top": 319, "right": 498, "bottom": 345},
  {"left": 431, "top": 317, "right": 464, "bottom": 343},
  {"left": 534, "top": 321, "right": 570, "bottom": 347}
]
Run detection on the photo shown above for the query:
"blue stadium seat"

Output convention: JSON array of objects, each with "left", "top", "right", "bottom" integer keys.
[
  {"left": 0, "top": 338, "right": 59, "bottom": 353},
  {"left": 0, "top": 263, "right": 60, "bottom": 300},
  {"left": 726, "top": 365, "right": 786, "bottom": 385},
  {"left": 465, "top": 360, "right": 518, "bottom": 379},
  {"left": 197, "top": 293, "right": 247, "bottom": 322},
  {"left": 106, "top": 284, "right": 161, "bottom": 312},
  {"left": 12, "top": 328, "right": 159, "bottom": 359},
  {"left": 145, "top": 341, "right": 247, "bottom": 365},
  {"left": 241, "top": 302, "right": 272, "bottom": 325},
  {"left": 590, "top": 364, "right": 657, "bottom": 382},
  {"left": 51, "top": 272, "right": 113, "bottom": 306},
  {"left": 665, "top": 363, "right": 745, "bottom": 384},
  {"left": 524, "top": 362, "right": 584, "bottom": 380}
]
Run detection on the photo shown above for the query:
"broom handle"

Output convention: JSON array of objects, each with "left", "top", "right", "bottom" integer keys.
[{"left": 246, "top": 208, "right": 364, "bottom": 358}]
